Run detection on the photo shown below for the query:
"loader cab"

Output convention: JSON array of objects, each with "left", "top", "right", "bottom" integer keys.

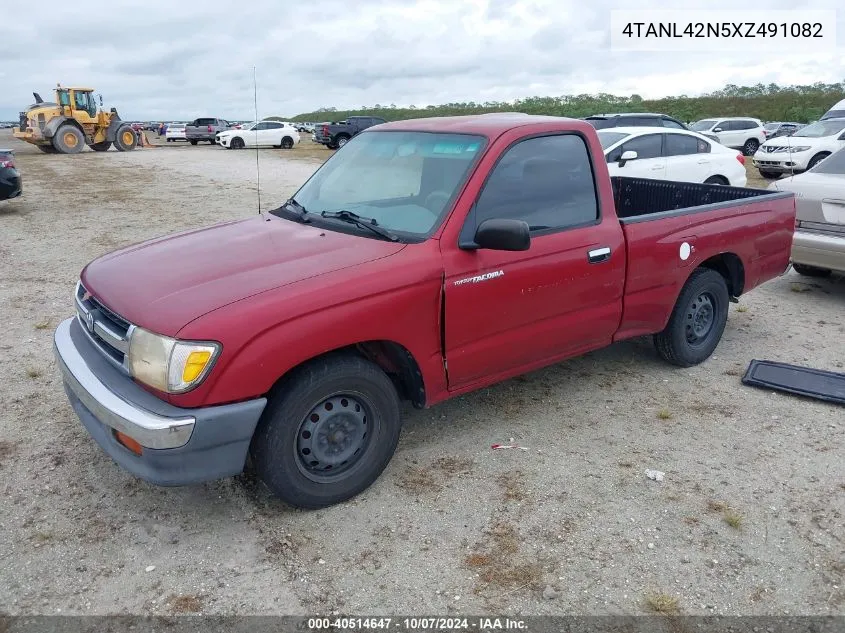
[{"left": 56, "top": 87, "right": 98, "bottom": 120}]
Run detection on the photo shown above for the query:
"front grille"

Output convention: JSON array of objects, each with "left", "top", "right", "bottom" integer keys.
[{"left": 75, "top": 282, "right": 133, "bottom": 371}]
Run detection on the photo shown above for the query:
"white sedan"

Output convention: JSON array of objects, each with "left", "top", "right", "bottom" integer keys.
[
  {"left": 598, "top": 127, "right": 747, "bottom": 187},
  {"left": 216, "top": 121, "right": 300, "bottom": 150},
  {"left": 164, "top": 123, "right": 187, "bottom": 142}
]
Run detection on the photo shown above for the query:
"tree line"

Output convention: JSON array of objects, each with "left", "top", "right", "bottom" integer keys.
[{"left": 288, "top": 81, "right": 845, "bottom": 124}]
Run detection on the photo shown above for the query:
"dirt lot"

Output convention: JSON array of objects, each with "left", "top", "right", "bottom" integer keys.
[{"left": 0, "top": 129, "right": 843, "bottom": 617}]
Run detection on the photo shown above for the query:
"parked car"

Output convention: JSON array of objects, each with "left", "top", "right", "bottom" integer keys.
[
  {"left": 165, "top": 123, "right": 187, "bottom": 142},
  {"left": 753, "top": 118, "right": 845, "bottom": 178},
  {"left": 52, "top": 114, "right": 796, "bottom": 509},
  {"left": 185, "top": 118, "right": 231, "bottom": 145},
  {"left": 216, "top": 121, "right": 300, "bottom": 149},
  {"left": 689, "top": 118, "right": 766, "bottom": 155},
  {"left": 768, "top": 146, "right": 845, "bottom": 277},
  {"left": 762, "top": 122, "right": 803, "bottom": 139},
  {"left": 584, "top": 113, "right": 721, "bottom": 143},
  {"left": 0, "top": 149, "right": 21, "bottom": 201},
  {"left": 313, "top": 116, "right": 386, "bottom": 149},
  {"left": 598, "top": 127, "right": 747, "bottom": 186},
  {"left": 821, "top": 98, "right": 845, "bottom": 121}
]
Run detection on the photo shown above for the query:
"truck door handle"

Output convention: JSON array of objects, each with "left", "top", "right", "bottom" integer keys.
[{"left": 588, "top": 247, "right": 611, "bottom": 263}]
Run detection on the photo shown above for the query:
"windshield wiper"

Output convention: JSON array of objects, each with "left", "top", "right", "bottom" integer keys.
[
  {"left": 320, "top": 210, "right": 399, "bottom": 242},
  {"left": 270, "top": 198, "right": 310, "bottom": 223}
]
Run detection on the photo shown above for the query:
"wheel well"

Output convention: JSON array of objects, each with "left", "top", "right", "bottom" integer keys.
[
  {"left": 699, "top": 253, "right": 745, "bottom": 298},
  {"left": 270, "top": 341, "right": 426, "bottom": 408},
  {"left": 706, "top": 175, "right": 729, "bottom": 185}
]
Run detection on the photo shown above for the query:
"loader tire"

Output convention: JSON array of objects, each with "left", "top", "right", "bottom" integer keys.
[
  {"left": 89, "top": 141, "right": 112, "bottom": 152},
  {"left": 53, "top": 125, "right": 85, "bottom": 154},
  {"left": 114, "top": 126, "right": 137, "bottom": 152}
]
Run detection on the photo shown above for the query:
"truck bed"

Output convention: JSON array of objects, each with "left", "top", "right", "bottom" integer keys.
[
  {"left": 611, "top": 176, "right": 778, "bottom": 223},
  {"left": 611, "top": 176, "right": 796, "bottom": 342}
]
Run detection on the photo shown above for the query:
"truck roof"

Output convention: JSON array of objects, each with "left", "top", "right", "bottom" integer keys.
[{"left": 375, "top": 113, "right": 581, "bottom": 136}]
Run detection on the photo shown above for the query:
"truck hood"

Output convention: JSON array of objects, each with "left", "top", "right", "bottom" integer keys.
[{"left": 81, "top": 215, "right": 406, "bottom": 336}]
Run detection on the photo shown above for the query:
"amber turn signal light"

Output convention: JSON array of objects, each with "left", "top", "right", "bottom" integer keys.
[{"left": 114, "top": 430, "right": 143, "bottom": 456}]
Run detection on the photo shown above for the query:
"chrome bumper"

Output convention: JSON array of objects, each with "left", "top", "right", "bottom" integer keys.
[{"left": 53, "top": 318, "right": 194, "bottom": 449}]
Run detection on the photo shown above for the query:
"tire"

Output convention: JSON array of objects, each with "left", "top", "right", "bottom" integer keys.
[
  {"left": 89, "top": 141, "right": 112, "bottom": 152},
  {"left": 167, "top": 138, "right": 172, "bottom": 142},
  {"left": 335, "top": 134, "right": 350, "bottom": 148},
  {"left": 250, "top": 353, "right": 402, "bottom": 509},
  {"left": 280, "top": 136, "right": 294, "bottom": 149},
  {"left": 653, "top": 268, "right": 730, "bottom": 368},
  {"left": 759, "top": 170, "right": 780, "bottom": 179},
  {"left": 326, "top": 143, "right": 338, "bottom": 150},
  {"left": 113, "top": 126, "right": 137, "bottom": 152},
  {"left": 792, "top": 263, "right": 831, "bottom": 278},
  {"left": 52, "top": 124, "right": 85, "bottom": 154},
  {"left": 37, "top": 145, "right": 58, "bottom": 154},
  {"left": 704, "top": 175, "right": 728, "bottom": 185},
  {"left": 230, "top": 137, "right": 245, "bottom": 150},
  {"left": 807, "top": 153, "right": 830, "bottom": 170},
  {"left": 189, "top": 140, "right": 198, "bottom": 146},
  {"left": 742, "top": 138, "right": 760, "bottom": 156}
]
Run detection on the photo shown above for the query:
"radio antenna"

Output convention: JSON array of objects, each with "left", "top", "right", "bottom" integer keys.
[{"left": 253, "top": 66, "right": 261, "bottom": 214}]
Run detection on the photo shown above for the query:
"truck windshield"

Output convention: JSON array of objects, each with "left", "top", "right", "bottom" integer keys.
[{"left": 292, "top": 131, "right": 486, "bottom": 238}]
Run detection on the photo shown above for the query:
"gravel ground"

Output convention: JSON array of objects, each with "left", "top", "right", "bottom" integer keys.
[{"left": 0, "top": 129, "right": 843, "bottom": 617}]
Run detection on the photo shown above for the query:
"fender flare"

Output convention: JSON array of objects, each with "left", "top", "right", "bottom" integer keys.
[
  {"left": 43, "top": 116, "right": 80, "bottom": 139},
  {"left": 106, "top": 116, "right": 130, "bottom": 143}
]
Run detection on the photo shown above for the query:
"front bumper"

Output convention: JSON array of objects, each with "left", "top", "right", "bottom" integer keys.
[
  {"left": 792, "top": 230, "right": 845, "bottom": 274},
  {"left": 753, "top": 154, "right": 810, "bottom": 172},
  {"left": 54, "top": 318, "right": 266, "bottom": 485}
]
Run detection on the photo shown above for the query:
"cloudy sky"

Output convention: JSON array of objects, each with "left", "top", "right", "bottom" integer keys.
[{"left": 0, "top": 0, "right": 842, "bottom": 121}]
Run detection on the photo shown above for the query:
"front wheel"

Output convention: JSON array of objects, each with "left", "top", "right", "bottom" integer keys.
[
  {"left": 654, "top": 268, "right": 729, "bottom": 367},
  {"left": 250, "top": 354, "right": 402, "bottom": 509},
  {"left": 807, "top": 153, "right": 830, "bottom": 170},
  {"left": 230, "top": 137, "right": 245, "bottom": 150},
  {"left": 114, "top": 126, "right": 137, "bottom": 152},
  {"left": 742, "top": 138, "right": 760, "bottom": 156}
]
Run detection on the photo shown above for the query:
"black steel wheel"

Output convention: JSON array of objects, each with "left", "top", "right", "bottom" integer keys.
[
  {"left": 250, "top": 353, "right": 401, "bottom": 509},
  {"left": 654, "top": 268, "right": 729, "bottom": 367}
]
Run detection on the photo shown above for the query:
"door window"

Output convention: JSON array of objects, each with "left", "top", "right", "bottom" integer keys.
[
  {"left": 664, "top": 133, "right": 703, "bottom": 156},
  {"left": 606, "top": 133, "right": 662, "bottom": 162},
  {"left": 473, "top": 134, "right": 598, "bottom": 234}
]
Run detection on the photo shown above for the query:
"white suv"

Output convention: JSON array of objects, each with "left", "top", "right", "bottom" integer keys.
[
  {"left": 753, "top": 118, "right": 845, "bottom": 178},
  {"left": 690, "top": 118, "right": 767, "bottom": 155}
]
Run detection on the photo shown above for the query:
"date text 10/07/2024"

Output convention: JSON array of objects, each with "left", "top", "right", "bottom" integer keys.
[
  {"left": 620, "top": 21, "right": 823, "bottom": 39},
  {"left": 306, "top": 617, "right": 528, "bottom": 631}
]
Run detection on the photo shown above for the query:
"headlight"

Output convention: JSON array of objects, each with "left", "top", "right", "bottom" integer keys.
[
  {"left": 127, "top": 327, "right": 220, "bottom": 393},
  {"left": 789, "top": 146, "right": 811, "bottom": 152}
]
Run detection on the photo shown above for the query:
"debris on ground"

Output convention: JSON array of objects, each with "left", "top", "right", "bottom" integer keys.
[
  {"left": 645, "top": 469, "right": 665, "bottom": 482},
  {"left": 491, "top": 437, "right": 529, "bottom": 451}
]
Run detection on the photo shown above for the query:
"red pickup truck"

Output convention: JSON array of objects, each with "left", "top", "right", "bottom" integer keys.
[{"left": 54, "top": 114, "right": 795, "bottom": 509}]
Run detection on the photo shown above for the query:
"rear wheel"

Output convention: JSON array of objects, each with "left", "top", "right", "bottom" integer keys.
[
  {"left": 113, "top": 126, "right": 137, "bottom": 152},
  {"left": 654, "top": 268, "right": 730, "bottom": 367},
  {"left": 230, "top": 137, "right": 245, "bottom": 150},
  {"left": 189, "top": 140, "right": 198, "bottom": 146},
  {"left": 335, "top": 134, "right": 350, "bottom": 148},
  {"left": 52, "top": 124, "right": 84, "bottom": 154},
  {"left": 280, "top": 136, "right": 294, "bottom": 149},
  {"left": 89, "top": 141, "right": 112, "bottom": 152},
  {"left": 792, "top": 263, "right": 831, "bottom": 278},
  {"left": 742, "top": 138, "right": 760, "bottom": 156},
  {"left": 250, "top": 353, "right": 402, "bottom": 509}
]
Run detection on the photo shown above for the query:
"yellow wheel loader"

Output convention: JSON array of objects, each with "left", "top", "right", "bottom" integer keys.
[{"left": 13, "top": 85, "right": 137, "bottom": 154}]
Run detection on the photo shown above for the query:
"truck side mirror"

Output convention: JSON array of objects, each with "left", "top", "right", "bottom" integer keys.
[
  {"left": 618, "top": 150, "right": 638, "bottom": 167},
  {"left": 472, "top": 218, "right": 530, "bottom": 251}
]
